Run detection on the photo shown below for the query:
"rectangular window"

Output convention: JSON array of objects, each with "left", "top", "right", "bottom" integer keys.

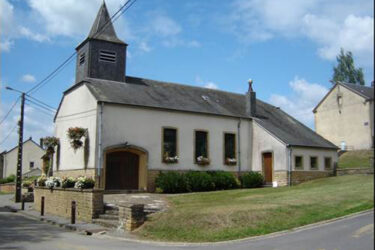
[
  {"left": 162, "top": 128, "right": 177, "bottom": 163},
  {"left": 310, "top": 156, "right": 318, "bottom": 170},
  {"left": 29, "top": 162, "right": 34, "bottom": 169},
  {"left": 99, "top": 50, "right": 116, "bottom": 63},
  {"left": 79, "top": 53, "right": 85, "bottom": 65},
  {"left": 224, "top": 133, "right": 236, "bottom": 165},
  {"left": 195, "top": 130, "right": 209, "bottom": 164},
  {"left": 324, "top": 157, "right": 332, "bottom": 169},
  {"left": 295, "top": 156, "right": 303, "bottom": 169}
]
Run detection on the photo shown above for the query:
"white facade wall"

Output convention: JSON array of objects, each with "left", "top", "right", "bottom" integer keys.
[
  {"left": 291, "top": 147, "right": 338, "bottom": 171},
  {"left": 101, "top": 104, "right": 252, "bottom": 172},
  {"left": 54, "top": 85, "right": 98, "bottom": 171},
  {"left": 251, "top": 121, "right": 287, "bottom": 171},
  {"left": 315, "top": 85, "right": 373, "bottom": 150},
  {"left": 4, "top": 140, "right": 45, "bottom": 177}
]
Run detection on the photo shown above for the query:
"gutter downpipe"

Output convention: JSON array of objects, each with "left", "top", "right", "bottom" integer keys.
[
  {"left": 287, "top": 144, "right": 292, "bottom": 186},
  {"left": 237, "top": 118, "right": 242, "bottom": 176},
  {"left": 97, "top": 102, "right": 104, "bottom": 181}
]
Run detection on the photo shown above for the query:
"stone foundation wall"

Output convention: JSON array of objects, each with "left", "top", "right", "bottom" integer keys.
[
  {"left": 291, "top": 170, "right": 332, "bottom": 185},
  {"left": 54, "top": 169, "right": 95, "bottom": 179},
  {"left": 34, "top": 187, "right": 104, "bottom": 222},
  {"left": 274, "top": 171, "right": 288, "bottom": 186},
  {"left": 0, "top": 183, "right": 15, "bottom": 193},
  {"left": 337, "top": 168, "right": 374, "bottom": 176}
]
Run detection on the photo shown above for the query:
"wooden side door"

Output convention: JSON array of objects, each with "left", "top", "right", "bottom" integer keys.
[{"left": 263, "top": 152, "right": 273, "bottom": 183}]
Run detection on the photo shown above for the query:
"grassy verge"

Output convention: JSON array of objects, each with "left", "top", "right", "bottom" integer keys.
[
  {"left": 338, "top": 150, "right": 374, "bottom": 169},
  {"left": 138, "top": 175, "right": 373, "bottom": 242}
]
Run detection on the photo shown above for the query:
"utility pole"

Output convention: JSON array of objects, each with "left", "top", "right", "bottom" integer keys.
[{"left": 15, "top": 93, "right": 25, "bottom": 202}]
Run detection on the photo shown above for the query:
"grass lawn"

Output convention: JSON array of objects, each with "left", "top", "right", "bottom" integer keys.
[
  {"left": 338, "top": 150, "right": 374, "bottom": 169},
  {"left": 138, "top": 175, "right": 374, "bottom": 242}
]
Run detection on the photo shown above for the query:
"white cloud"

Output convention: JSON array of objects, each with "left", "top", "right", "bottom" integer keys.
[
  {"left": 151, "top": 14, "right": 181, "bottom": 37},
  {"left": 139, "top": 41, "right": 152, "bottom": 52},
  {"left": 227, "top": 0, "right": 374, "bottom": 66},
  {"left": 269, "top": 76, "right": 328, "bottom": 127},
  {"left": 0, "top": 40, "right": 13, "bottom": 52},
  {"left": 19, "top": 26, "right": 50, "bottom": 42},
  {"left": 195, "top": 76, "right": 219, "bottom": 90},
  {"left": 21, "top": 74, "right": 37, "bottom": 83}
]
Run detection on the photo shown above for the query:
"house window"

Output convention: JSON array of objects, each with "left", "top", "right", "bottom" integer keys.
[
  {"left": 295, "top": 156, "right": 303, "bottom": 169},
  {"left": 79, "top": 53, "right": 85, "bottom": 65},
  {"left": 224, "top": 133, "right": 236, "bottom": 165},
  {"left": 195, "top": 130, "right": 209, "bottom": 165},
  {"left": 29, "top": 162, "right": 34, "bottom": 169},
  {"left": 324, "top": 157, "right": 332, "bottom": 169},
  {"left": 162, "top": 128, "right": 178, "bottom": 163},
  {"left": 99, "top": 50, "right": 116, "bottom": 63},
  {"left": 310, "top": 156, "right": 318, "bottom": 170}
]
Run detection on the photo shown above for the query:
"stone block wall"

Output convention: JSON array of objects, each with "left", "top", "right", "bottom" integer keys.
[
  {"left": 118, "top": 204, "right": 145, "bottom": 231},
  {"left": 291, "top": 171, "right": 332, "bottom": 185},
  {"left": 0, "top": 183, "right": 15, "bottom": 193},
  {"left": 34, "top": 187, "right": 104, "bottom": 222},
  {"left": 337, "top": 168, "right": 374, "bottom": 176}
]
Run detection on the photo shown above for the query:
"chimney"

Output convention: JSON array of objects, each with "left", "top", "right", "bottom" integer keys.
[
  {"left": 40, "top": 138, "right": 44, "bottom": 148},
  {"left": 246, "top": 79, "right": 256, "bottom": 117}
]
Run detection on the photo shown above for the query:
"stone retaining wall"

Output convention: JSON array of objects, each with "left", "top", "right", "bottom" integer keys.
[
  {"left": 291, "top": 170, "right": 332, "bottom": 185},
  {"left": 118, "top": 204, "right": 145, "bottom": 231},
  {"left": 0, "top": 183, "right": 15, "bottom": 193},
  {"left": 34, "top": 187, "right": 104, "bottom": 222},
  {"left": 337, "top": 168, "right": 374, "bottom": 176}
]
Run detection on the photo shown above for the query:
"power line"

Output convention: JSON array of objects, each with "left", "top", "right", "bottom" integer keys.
[
  {"left": 0, "top": 123, "right": 18, "bottom": 146},
  {"left": 25, "top": 101, "right": 55, "bottom": 118},
  {"left": 25, "top": 97, "right": 56, "bottom": 113},
  {"left": 26, "top": 94, "right": 56, "bottom": 111},
  {"left": 26, "top": 0, "right": 137, "bottom": 96},
  {"left": 25, "top": 99, "right": 55, "bottom": 115},
  {"left": 0, "top": 97, "right": 20, "bottom": 126}
]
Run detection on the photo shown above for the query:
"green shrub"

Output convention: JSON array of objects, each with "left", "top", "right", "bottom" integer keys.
[
  {"left": 155, "top": 172, "right": 188, "bottom": 193},
  {"left": 185, "top": 171, "right": 215, "bottom": 192},
  {"left": 74, "top": 176, "right": 95, "bottom": 189},
  {"left": 240, "top": 172, "right": 264, "bottom": 188},
  {"left": 209, "top": 171, "right": 240, "bottom": 190},
  {"left": 61, "top": 177, "right": 76, "bottom": 188},
  {"left": 22, "top": 180, "right": 32, "bottom": 188},
  {"left": 37, "top": 175, "right": 47, "bottom": 187},
  {"left": 0, "top": 174, "right": 16, "bottom": 184}
]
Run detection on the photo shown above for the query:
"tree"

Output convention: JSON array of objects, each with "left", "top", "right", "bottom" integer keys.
[{"left": 332, "top": 48, "right": 365, "bottom": 85}]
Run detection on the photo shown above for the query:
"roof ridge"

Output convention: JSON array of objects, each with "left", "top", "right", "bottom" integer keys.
[{"left": 126, "top": 75, "right": 246, "bottom": 97}]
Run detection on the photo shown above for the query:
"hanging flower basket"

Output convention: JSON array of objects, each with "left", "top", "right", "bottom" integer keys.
[{"left": 67, "top": 127, "right": 87, "bottom": 151}]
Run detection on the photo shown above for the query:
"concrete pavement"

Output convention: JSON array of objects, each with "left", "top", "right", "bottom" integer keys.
[{"left": 0, "top": 196, "right": 373, "bottom": 250}]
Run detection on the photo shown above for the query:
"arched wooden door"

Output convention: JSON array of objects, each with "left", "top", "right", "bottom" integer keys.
[{"left": 106, "top": 151, "right": 139, "bottom": 190}]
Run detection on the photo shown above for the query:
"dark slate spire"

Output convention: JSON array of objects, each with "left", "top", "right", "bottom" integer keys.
[{"left": 88, "top": 1, "right": 125, "bottom": 44}]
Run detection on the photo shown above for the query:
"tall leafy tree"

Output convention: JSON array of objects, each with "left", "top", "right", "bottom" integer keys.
[{"left": 332, "top": 48, "right": 365, "bottom": 85}]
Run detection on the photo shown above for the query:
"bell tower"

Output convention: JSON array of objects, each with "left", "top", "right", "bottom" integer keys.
[{"left": 75, "top": 1, "right": 127, "bottom": 83}]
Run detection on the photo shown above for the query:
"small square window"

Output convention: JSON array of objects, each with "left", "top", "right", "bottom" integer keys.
[
  {"left": 324, "top": 157, "right": 332, "bottom": 169},
  {"left": 29, "top": 162, "right": 34, "bottom": 169},
  {"left": 295, "top": 156, "right": 303, "bottom": 169},
  {"left": 310, "top": 157, "right": 318, "bottom": 170}
]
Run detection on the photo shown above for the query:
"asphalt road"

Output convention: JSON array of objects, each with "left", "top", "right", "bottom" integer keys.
[{"left": 0, "top": 206, "right": 373, "bottom": 250}]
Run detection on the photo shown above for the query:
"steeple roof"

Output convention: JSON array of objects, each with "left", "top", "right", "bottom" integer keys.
[{"left": 87, "top": 1, "right": 125, "bottom": 45}]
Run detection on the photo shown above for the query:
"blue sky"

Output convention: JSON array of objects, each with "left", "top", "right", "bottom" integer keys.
[{"left": 0, "top": 0, "right": 374, "bottom": 151}]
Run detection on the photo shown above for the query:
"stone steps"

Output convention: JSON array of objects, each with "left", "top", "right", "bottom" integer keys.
[
  {"left": 92, "top": 218, "right": 119, "bottom": 228},
  {"left": 98, "top": 213, "right": 118, "bottom": 220}
]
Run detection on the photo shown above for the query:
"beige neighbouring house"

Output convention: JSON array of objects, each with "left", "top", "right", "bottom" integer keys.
[
  {"left": 314, "top": 82, "right": 374, "bottom": 151},
  {"left": 2, "top": 137, "right": 45, "bottom": 178},
  {"left": 52, "top": 2, "right": 338, "bottom": 192}
]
